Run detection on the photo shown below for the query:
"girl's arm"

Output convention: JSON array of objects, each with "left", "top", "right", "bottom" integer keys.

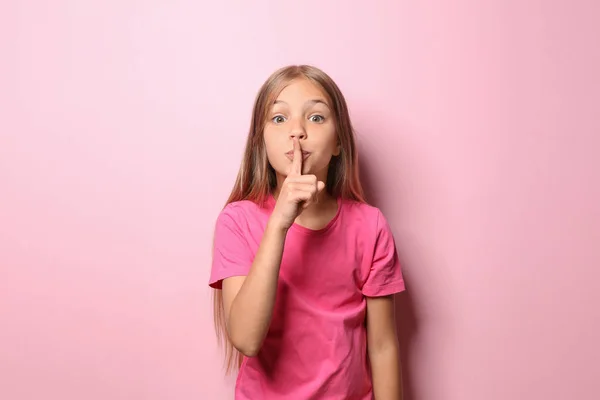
[
  {"left": 221, "top": 138, "right": 323, "bottom": 357},
  {"left": 221, "top": 219, "right": 288, "bottom": 357},
  {"left": 366, "top": 295, "right": 404, "bottom": 399},
  {"left": 223, "top": 140, "right": 325, "bottom": 357}
]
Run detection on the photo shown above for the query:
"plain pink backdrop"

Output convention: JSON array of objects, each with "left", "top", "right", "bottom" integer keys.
[{"left": 1, "top": 1, "right": 599, "bottom": 399}]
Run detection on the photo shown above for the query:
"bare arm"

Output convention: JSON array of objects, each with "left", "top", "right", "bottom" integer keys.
[
  {"left": 221, "top": 137, "right": 324, "bottom": 357},
  {"left": 222, "top": 220, "right": 288, "bottom": 357},
  {"left": 366, "top": 295, "right": 403, "bottom": 400}
]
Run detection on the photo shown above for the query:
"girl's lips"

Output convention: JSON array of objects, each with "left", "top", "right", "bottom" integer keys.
[{"left": 285, "top": 151, "right": 311, "bottom": 160}]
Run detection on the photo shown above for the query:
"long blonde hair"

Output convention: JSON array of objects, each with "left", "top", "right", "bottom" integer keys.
[{"left": 212, "top": 65, "right": 367, "bottom": 373}]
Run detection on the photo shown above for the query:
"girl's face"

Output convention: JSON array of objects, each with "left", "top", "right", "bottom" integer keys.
[{"left": 263, "top": 77, "right": 340, "bottom": 185}]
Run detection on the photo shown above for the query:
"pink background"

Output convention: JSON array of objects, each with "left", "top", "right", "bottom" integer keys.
[{"left": 2, "top": 1, "right": 599, "bottom": 399}]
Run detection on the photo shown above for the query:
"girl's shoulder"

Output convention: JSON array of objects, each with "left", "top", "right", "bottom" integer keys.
[
  {"left": 341, "top": 198, "right": 386, "bottom": 220},
  {"left": 215, "top": 199, "right": 271, "bottom": 229},
  {"left": 221, "top": 199, "right": 260, "bottom": 213},
  {"left": 340, "top": 198, "right": 395, "bottom": 235}
]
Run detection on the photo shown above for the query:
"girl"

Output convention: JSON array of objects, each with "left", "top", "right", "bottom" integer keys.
[{"left": 209, "top": 65, "right": 405, "bottom": 399}]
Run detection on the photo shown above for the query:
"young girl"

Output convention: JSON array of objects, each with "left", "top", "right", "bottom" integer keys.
[{"left": 209, "top": 65, "right": 405, "bottom": 399}]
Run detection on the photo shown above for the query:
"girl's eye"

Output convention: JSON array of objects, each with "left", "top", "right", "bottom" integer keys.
[
  {"left": 310, "top": 115, "right": 325, "bottom": 123},
  {"left": 272, "top": 115, "right": 286, "bottom": 124}
]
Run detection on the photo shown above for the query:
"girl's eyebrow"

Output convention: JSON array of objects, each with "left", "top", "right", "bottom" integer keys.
[{"left": 273, "top": 99, "right": 330, "bottom": 109}]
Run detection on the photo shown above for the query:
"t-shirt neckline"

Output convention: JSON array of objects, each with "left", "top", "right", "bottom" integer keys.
[{"left": 266, "top": 194, "right": 343, "bottom": 235}]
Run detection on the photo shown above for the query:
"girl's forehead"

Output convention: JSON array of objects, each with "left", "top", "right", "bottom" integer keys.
[
  {"left": 272, "top": 78, "right": 331, "bottom": 107},
  {"left": 279, "top": 78, "right": 323, "bottom": 96}
]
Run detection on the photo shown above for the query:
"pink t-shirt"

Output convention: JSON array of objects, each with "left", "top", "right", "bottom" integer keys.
[{"left": 209, "top": 196, "right": 405, "bottom": 399}]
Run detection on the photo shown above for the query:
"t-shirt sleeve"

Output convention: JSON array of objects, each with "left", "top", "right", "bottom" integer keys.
[
  {"left": 361, "top": 210, "right": 406, "bottom": 297},
  {"left": 208, "top": 206, "right": 254, "bottom": 289}
]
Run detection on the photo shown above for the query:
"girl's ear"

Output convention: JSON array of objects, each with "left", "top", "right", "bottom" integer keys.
[{"left": 333, "top": 142, "right": 341, "bottom": 156}]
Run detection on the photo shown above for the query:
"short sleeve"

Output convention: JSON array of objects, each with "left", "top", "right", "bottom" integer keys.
[
  {"left": 361, "top": 210, "right": 406, "bottom": 297},
  {"left": 208, "top": 206, "right": 254, "bottom": 289}
]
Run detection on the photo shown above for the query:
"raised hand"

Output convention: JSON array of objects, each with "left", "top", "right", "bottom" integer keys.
[{"left": 270, "top": 137, "right": 326, "bottom": 230}]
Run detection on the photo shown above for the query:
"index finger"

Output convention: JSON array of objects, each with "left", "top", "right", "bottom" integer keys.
[{"left": 291, "top": 137, "right": 303, "bottom": 176}]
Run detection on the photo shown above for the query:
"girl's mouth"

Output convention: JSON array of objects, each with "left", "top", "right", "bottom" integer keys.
[{"left": 285, "top": 151, "right": 311, "bottom": 160}]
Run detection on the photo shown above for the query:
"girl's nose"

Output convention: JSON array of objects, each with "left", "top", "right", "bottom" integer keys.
[
  {"left": 289, "top": 131, "right": 306, "bottom": 140},
  {"left": 289, "top": 121, "right": 306, "bottom": 140}
]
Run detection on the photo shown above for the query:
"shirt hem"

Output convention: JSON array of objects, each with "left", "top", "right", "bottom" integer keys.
[{"left": 362, "top": 280, "right": 406, "bottom": 297}]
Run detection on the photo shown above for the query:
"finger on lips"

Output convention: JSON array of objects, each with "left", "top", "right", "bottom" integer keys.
[{"left": 292, "top": 137, "right": 303, "bottom": 176}]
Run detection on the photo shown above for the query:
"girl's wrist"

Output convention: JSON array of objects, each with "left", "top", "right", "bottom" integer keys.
[{"left": 266, "top": 215, "right": 290, "bottom": 235}]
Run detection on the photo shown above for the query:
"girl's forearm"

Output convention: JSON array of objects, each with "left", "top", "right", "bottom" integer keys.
[
  {"left": 370, "top": 344, "right": 403, "bottom": 399},
  {"left": 227, "top": 219, "right": 288, "bottom": 356}
]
